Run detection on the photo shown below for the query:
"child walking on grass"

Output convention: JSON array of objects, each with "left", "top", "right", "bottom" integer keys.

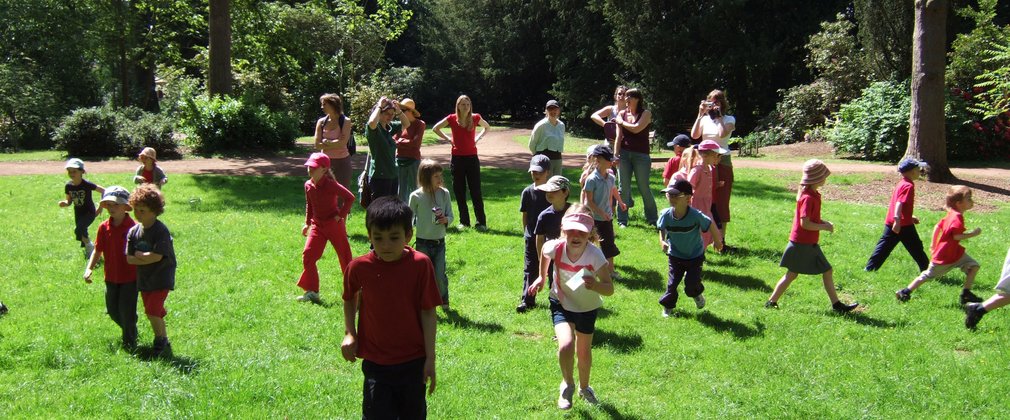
[
  {"left": 126, "top": 184, "right": 177, "bottom": 358},
  {"left": 408, "top": 159, "right": 454, "bottom": 310},
  {"left": 657, "top": 179, "right": 723, "bottom": 317},
  {"left": 59, "top": 158, "right": 105, "bottom": 260},
  {"left": 965, "top": 247, "right": 1010, "bottom": 329},
  {"left": 581, "top": 145, "right": 626, "bottom": 278},
  {"left": 680, "top": 140, "right": 725, "bottom": 250},
  {"left": 766, "top": 159, "right": 858, "bottom": 313},
  {"left": 298, "top": 152, "right": 355, "bottom": 304},
  {"left": 865, "top": 158, "right": 929, "bottom": 272},
  {"left": 518, "top": 154, "right": 553, "bottom": 313},
  {"left": 133, "top": 147, "right": 168, "bottom": 188},
  {"left": 527, "top": 210, "right": 614, "bottom": 410},
  {"left": 896, "top": 185, "right": 983, "bottom": 305},
  {"left": 342, "top": 197, "right": 442, "bottom": 419},
  {"left": 84, "top": 186, "right": 138, "bottom": 350},
  {"left": 533, "top": 175, "right": 573, "bottom": 290}
]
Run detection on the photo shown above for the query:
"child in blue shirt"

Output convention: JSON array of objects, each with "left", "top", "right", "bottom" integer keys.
[{"left": 656, "top": 180, "right": 722, "bottom": 317}]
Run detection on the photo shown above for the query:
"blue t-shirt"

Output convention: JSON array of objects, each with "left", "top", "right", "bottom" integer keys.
[
  {"left": 520, "top": 184, "right": 550, "bottom": 239},
  {"left": 534, "top": 203, "right": 572, "bottom": 242},
  {"left": 583, "top": 170, "right": 615, "bottom": 221},
  {"left": 657, "top": 206, "right": 712, "bottom": 259}
]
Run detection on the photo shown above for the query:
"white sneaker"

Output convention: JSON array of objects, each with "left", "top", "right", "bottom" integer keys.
[
  {"left": 558, "top": 382, "right": 574, "bottom": 410},
  {"left": 579, "top": 386, "right": 599, "bottom": 404},
  {"left": 296, "top": 291, "right": 321, "bottom": 304},
  {"left": 662, "top": 307, "right": 673, "bottom": 318},
  {"left": 694, "top": 294, "right": 706, "bottom": 309}
]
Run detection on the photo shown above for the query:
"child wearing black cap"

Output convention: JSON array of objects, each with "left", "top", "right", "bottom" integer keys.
[
  {"left": 662, "top": 135, "right": 692, "bottom": 186},
  {"left": 865, "top": 158, "right": 930, "bottom": 272},
  {"left": 581, "top": 145, "right": 626, "bottom": 278},
  {"left": 657, "top": 179, "right": 722, "bottom": 316},
  {"left": 518, "top": 154, "right": 553, "bottom": 312}
]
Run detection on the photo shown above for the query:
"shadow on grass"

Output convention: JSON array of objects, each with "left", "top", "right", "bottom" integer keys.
[
  {"left": 686, "top": 312, "right": 766, "bottom": 340},
  {"left": 594, "top": 329, "right": 643, "bottom": 354},
  {"left": 615, "top": 266, "right": 664, "bottom": 291},
  {"left": 135, "top": 346, "right": 201, "bottom": 375},
  {"left": 441, "top": 308, "right": 504, "bottom": 333},
  {"left": 723, "top": 246, "right": 782, "bottom": 262},
  {"left": 704, "top": 271, "right": 772, "bottom": 292},
  {"left": 576, "top": 402, "right": 644, "bottom": 420},
  {"left": 836, "top": 311, "right": 899, "bottom": 329},
  {"left": 953, "top": 177, "right": 1010, "bottom": 197},
  {"left": 190, "top": 175, "right": 306, "bottom": 214}
]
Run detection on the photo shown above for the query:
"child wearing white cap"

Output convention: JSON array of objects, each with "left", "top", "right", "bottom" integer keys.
[
  {"left": 84, "top": 186, "right": 139, "bottom": 350},
  {"left": 59, "top": 158, "right": 105, "bottom": 260},
  {"left": 766, "top": 159, "right": 858, "bottom": 313},
  {"left": 527, "top": 206, "right": 614, "bottom": 410}
]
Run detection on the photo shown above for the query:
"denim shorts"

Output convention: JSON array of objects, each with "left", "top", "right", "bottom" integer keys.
[{"left": 550, "top": 298, "right": 599, "bottom": 334}]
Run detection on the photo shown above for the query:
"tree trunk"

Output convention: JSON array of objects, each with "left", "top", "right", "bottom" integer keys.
[
  {"left": 907, "top": 0, "right": 953, "bottom": 182},
  {"left": 208, "top": 0, "right": 232, "bottom": 96}
]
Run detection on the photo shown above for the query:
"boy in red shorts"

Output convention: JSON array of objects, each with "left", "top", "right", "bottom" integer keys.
[
  {"left": 341, "top": 196, "right": 442, "bottom": 419},
  {"left": 127, "top": 184, "right": 177, "bottom": 358}
]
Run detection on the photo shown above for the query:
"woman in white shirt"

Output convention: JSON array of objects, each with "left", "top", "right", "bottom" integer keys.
[{"left": 690, "top": 89, "right": 737, "bottom": 248}]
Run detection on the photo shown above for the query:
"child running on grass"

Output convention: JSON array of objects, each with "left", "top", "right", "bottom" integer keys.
[
  {"left": 527, "top": 209, "right": 615, "bottom": 410},
  {"left": 581, "top": 145, "right": 626, "bottom": 278},
  {"left": 59, "top": 158, "right": 105, "bottom": 260},
  {"left": 533, "top": 175, "right": 573, "bottom": 290},
  {"left": 662, "top": 134, "right": 691, "bottom": 187},
  {"left": 133, "top": 147, "right": 168, "bottom": 188},
  {"left": 965, "top": 247, "right": 1010, "bottom": 329},
  {"left": 865, "top": 158, "right": 929, "bottom": 272},
  {"left": 342, "top": 197, "right": 442, "bottom": 419},
  {"left": 766, "top": 159, "right": 858, "bottom": 313},
  {"left": 518, "top": 154, "right": 553, "bottom": 313},
  {"left": 297, "top": 152, "right": 355, "bottom": 304},
  {"left": 896, "top": 185, "right": 983, "bottom": 305},
  {"left": 657, "top": 179, "right": 723, "bottom": 317},
  {"left": 408, "top": 159, "right": 454, "bottom": 310},
  {"left": 126, "top": 184, "right": 177, "bottom": 358},
  {"left": 84, "top": 186, "right": 138, "bottom": 350},
  {"left": 681, "top": 140, "right": 725, "bottom": 250}
]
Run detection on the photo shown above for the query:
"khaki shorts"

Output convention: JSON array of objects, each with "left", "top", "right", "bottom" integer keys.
[
  {"left": 994, "top": 248, "right": 1010, "bottom": 295},
  {"left": 917, "top": 254, "right": 979, "bottom": 281}
]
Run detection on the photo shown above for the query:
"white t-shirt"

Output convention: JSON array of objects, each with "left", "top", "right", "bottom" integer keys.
[
  {"left": 699, "top": 115, "right": 736, "bottom": 151},
  {"left": 995, "top": 247, "right": 1010, "bottom": 295},
  {"left": 544, "top": 238, "right": 608, "bottom": 312}
]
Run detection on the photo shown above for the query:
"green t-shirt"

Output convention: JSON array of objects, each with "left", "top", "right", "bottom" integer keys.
[{"left": 365, "top": 121, "right": 401, "bottom": 180}]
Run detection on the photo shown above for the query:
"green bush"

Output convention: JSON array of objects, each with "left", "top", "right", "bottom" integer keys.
[
  {"left": 120, "top": 112, "right": 180, "bottom": 159},
  {"left": 826, "top": 81, "right": 910, "bottom": 161},
  {"left": 53, "top": 107, "right": 125, "bottom": 158},
  {"left": 179, "top": 95, "right": 298, "bottom": 154}
]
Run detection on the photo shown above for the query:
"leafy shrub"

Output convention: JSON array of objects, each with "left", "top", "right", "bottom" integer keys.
[
  {"left": 120, "top": 112, "right": 180, "bottom": 159},
  {"left": 53, "top": 107, "right": 125, "bottom": 158},
  {"left": 178, "top": 95, "right": 298, "bottom": 154},
  {"left": 826, "top": 80, "right": 910, "bottom": 161}
]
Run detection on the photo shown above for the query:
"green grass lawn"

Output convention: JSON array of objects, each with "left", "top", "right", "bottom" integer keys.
[
  {"left": 0, "top": 149, "right": 67, "bottom": 162},
  {"left": 1, "top": 168, "right": 1009, "bottom": 417}
]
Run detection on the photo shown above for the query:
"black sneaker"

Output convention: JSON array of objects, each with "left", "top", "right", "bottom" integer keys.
[
  {"left": 515, "top": 303, "right": 529, "bottom": 313},
  {"left": 0, "top": 301, "right": 7, "bottom": 315},
  {"left": 960, "top": 291, "right": 983, "bottom": 305},
  {"left": 965, "top": 303, "right": 986, "bottom": 329},
  {"left": 832, "top": 301, "right": 858, "bottom": 313},
  {"left": 152, "top": 338, "right": 173, "bottom": 359},
  {"left": 764, "top": 301, "right": 779, "bottom": 309},
  {"left": 895, "top": 288, "right": 911, "bottom": 302}
]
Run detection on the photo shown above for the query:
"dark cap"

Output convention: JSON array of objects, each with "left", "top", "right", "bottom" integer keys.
[
  {"left": 667, "top": 134, "right": 691, "bottom": 149},
  {"left": 545, "top": 99, "right": 560, "bottom": 109},
  {"left": 897, "top": 158, "right": 927, "bottom": 173},
  {"left": 662, "top": 179, "right": 693, "bottom": 195},
  {"left": 590, "top": 144, "right": 614, "bottom": 161}
]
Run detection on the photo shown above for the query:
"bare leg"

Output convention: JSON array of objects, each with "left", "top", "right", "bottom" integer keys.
[
  {"left": 554, "top": 322, "right": 576, "bottom": 387},
  {"left": 575, "top": 332, "right": 594, "bottom": 390},
  {"left": 768, "top": 271, "right": 799, "bottom": 303},
  {"left": 983, "top": 294, "right": 1010, "bottom": 311},
  {"left": 820, "top": 269, "right": 840, "bottom": 304},
  {"left": 148, "top": 315, "right": 167, "bottom": 338},
  {"left": 907, "top": 273, "right": 930, "bottom": 292},
  {"left": 963, "top": 265, "right": 980, "bottom": 289}
]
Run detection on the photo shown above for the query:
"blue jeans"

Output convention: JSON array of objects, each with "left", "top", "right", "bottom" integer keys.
[
  {"left": 415, "top": 238, "right": 448, "bottom": 303},
  {"left": 397, "top": 159, "right": 419, "bottom": 204},
  {"left": 616, "top": 150, "right": 657, "bottom": 225}
]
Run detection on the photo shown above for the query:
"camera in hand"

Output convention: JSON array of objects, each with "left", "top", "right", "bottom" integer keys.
[{"left": 705, "top": 101, "right": 722, "bottom": 119}]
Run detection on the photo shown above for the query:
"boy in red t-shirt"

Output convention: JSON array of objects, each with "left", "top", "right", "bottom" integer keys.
[
  {"left": 83, "top": 186, "right": 139, "bottom": 350},
  {"left": 662, "top": 135, "right": 691, "bottom": 187},
  {"left": 865, "top": 158, "right": 930, "bottom": 272},
  {"left": 341, "top": 196, "right": 442, "bottom": 419},
  {"left": 896, "top": 186, "right": 983, "bottom": 304}
]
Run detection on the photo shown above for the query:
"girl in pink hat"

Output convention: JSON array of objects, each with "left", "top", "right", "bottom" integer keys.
[{"left": 297, "top": 152, "right": 356, "bottom": 303}]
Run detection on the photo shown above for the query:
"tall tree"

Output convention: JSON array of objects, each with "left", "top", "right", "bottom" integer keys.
[
  {"left": 907, "top": 0, "right": 953, "bottom": 182},
  {"left": 208, "top": 0, "right": 232, "bottom": 95}
]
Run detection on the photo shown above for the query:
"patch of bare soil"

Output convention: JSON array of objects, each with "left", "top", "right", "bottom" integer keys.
[{"left": 760, "top": 141, "right": 838, "bottom": 159}]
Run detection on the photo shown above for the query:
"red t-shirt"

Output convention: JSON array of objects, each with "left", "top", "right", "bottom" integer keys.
[
  {"left": 885, "top": 177, "right": 915, "bottom": 226},
  {"left": 447, "top": 114, "right": 481, "bottom": 156},
  {"left": 931, "top": 209, "right": 966, "bottom": 264},
  {"left": 95, "top": 215, "right": 138, "bottom": 283},
  {"left": 142, "top": 169, "right": 154, "bottom": 183},
  {"left": 342, "top": 248, "right": 443, "bottom": 365},
  {"left": 395, "top": 119, "right": 426, "bottom": 161},
  {"left": 789, "top": 188, "right": 822, "bottom": 244},
  {"left": 662, "top": 154, "right": 682, "bottom": 182},
  {"left": 305, "top": 176, "right": 355, "bottom": 225}
]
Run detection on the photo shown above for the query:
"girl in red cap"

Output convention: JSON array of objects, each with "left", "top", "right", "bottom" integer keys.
[{"left": 297, "top": 152, "right": 356, "bottom": 303}]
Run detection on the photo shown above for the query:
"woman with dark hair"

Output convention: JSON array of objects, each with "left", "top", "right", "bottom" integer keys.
[
  {"left": 432, "top": 95, "right": 492, "bottom": 231},
  {"left": 365, "top": 96, "right": 411, "bottom": 201},
  {"left": 691, "top": 89, "right": 737, "bottom": 247},
  {"left": 590, "top": 86, "right": 628, "bottom": 146},
  {"left": 315, "top": 93, "right": 354, "bottom": 189},
  {"left": 612, "top": 88, "right": 657, "bottom": 227}
]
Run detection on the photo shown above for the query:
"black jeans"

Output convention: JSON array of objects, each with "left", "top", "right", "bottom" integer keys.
[
  {"left": 369, "top": 177, "right": 399, "bottom": 203},
  {"left": 658, "top": 255, "right": 705, "bottom": 309},
  {"left": 362, "top": 358, "right": 427, "bottom": 419},
  {"left": 105, "top": 281, "right": 138, "bottom": 346},
  {"left": 865, "top": 224, "right": 930, "bottom": 272},
  {"left": 521, "top": 236, "right": 539, "bottom": 306},
  {"left": 449, "top": 155, "right": 485, "bottom": 227}
]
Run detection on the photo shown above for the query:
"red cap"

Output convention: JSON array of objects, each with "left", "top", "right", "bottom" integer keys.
[{"left": 305, "top": 152, "right": 331, "bottom": 168}]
